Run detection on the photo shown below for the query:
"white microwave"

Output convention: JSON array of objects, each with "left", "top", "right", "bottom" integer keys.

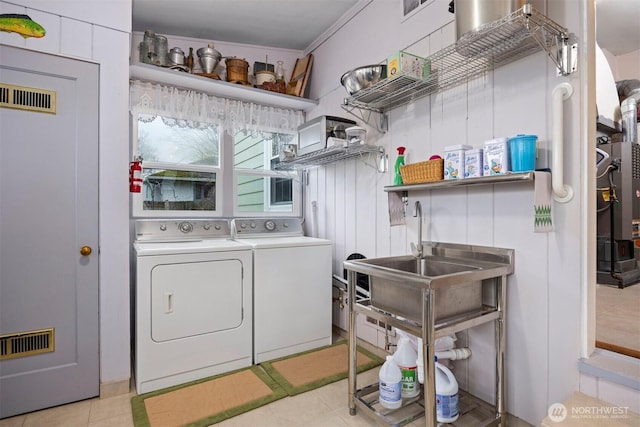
[{"left": 297, "top": 115, "right": 356, "bottom": 156}]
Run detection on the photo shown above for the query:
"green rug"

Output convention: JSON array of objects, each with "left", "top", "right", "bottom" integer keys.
[
  {"left": 131, "top": 342, "right": 383, "bottom": 426},
  {"left": 131, "top": 365, "right": 286, "bottom": 427},
  {"left": 260, "top": 341, "right": 383, "bottom": 396}
]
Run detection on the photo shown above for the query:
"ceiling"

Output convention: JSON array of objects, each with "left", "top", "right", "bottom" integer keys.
[
  {"left": 596, "top": 0, "right": 640, "bottom": 56},
  {"left": 132, "top": 0, "right": 639, "bottom": 55},
  {"left": 132, "top": 0, "right": 360, "bottom": 51}
]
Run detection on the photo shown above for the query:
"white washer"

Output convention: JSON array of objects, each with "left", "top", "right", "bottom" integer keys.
[
  {"left": 232, "top": 218, "right": 332, "bottom": 363},
  {"left": 133, "top": 219, "right": 253, "bottom": 394}
]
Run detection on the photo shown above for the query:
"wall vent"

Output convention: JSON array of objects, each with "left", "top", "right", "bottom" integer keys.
[
  {"left": 0, "top": 328, "right": 55, "bottom": 360},
  {"left": 0, "top": 83, "right": 56, "bottom": 114},
  {"left": 632, "top": 144, "right": 640, "bottom": 180}
]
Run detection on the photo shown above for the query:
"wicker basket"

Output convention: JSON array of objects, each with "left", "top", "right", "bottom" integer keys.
[{"left": 399, "top": 158, "right": 444, "bottom": 184}]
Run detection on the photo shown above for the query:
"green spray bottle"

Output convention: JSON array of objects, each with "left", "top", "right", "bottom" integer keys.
[{"left": 394, "top": 146, "right": 406, "bottom": 185}]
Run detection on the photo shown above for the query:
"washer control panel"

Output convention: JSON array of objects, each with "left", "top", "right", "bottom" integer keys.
[
  {"left": 232, "top": 218, "right": 303, "bottom": 237},
  {"left": 135, "top": 219, "right": 231, "bottom": 240}
]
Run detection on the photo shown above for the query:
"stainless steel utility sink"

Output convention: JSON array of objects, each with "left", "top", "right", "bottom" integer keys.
[
  {"left": 358, "top": 256, "right": 480, "bottom": 276},
  {"left": 343, "top": 242, "right": 514, "bottom": 323}
]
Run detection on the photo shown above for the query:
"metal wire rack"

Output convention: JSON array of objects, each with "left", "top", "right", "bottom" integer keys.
[
  {"left": 274, "top": 144, "right": 384, "bottom": 170},
  {"left": 342, "top": 5, "right": 571, "bottom": 116}
]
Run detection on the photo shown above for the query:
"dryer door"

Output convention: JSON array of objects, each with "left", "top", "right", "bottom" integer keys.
[{"left": 151, "top": 259, "right": 244, "bottom": 342}]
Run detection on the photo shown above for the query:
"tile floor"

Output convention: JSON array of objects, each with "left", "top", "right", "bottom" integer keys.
[
  {"left": 0, "top": 367, "right": 532, "bottom": 427},
  {"left": 5, "top": 280, "right": 637, "bottom": 427},
  {"left": 541, "top": 391, "right": 640, "bottom": 427},
  {"left": 596, "top": 282, "right": 640, "bottom": 355},
  {"left": 0, "top": 369, "right": 406, "bottom": 427}
]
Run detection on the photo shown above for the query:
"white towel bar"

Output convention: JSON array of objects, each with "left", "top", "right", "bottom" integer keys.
[{"left": 552, "top": 82, "right": 574, "bottom": 202}]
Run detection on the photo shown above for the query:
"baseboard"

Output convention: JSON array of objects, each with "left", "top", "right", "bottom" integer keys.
[
  {"left": 100, "top": 378, "right": 131, "bottom": 398},
  {"left": 579, "top": 349, "right": 640, "bottom": 391},
  {"left": 577, "top": 349, "right": 640, "bottom": 413},
  {"left": 332, "top": 325, "right": 389, "bottom": 360}
]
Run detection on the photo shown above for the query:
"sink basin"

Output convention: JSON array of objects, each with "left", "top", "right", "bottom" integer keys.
[
  {"left": 359, "top": 256, "right": 479, "bottom": 277},
  {"left": 343, "top": 242, "right": 514, "bottom": 323}
]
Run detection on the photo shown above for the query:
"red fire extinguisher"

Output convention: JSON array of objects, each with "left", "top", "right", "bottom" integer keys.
[{"left": 129, "top": 156, "right": 143, "bottom": 193}]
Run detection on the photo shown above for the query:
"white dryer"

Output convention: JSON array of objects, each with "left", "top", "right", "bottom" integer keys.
[
  {"left": 133, "top": 219, "right": 253, "bottom": 394},
  {"left": 232, "top": 218, "right": 332, "bottom": 363}
]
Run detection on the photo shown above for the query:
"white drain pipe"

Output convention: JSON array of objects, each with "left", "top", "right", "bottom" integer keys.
[
  {"left": 552, "top": 82, "right": 575, "bottom": 203},
  {"left": 417, "top": 347, "right": 472, "bottom": 384},
  {"left": 435, "top": 348, "right": 472, "bottom": 361}
]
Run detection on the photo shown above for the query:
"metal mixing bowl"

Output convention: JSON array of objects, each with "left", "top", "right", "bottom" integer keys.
[{"left": 340, "top": 64, "right": 387, "bottom": 95}]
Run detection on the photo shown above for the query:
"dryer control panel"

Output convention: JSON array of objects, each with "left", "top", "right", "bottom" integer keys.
[
  {"left": 135, "top": 219, "right": 232, "bottom": 240},
  {"left": 232, "top": 218, "right": 303, "bottom": 237}
]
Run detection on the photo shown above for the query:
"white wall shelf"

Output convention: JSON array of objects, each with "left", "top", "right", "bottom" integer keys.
[
  {"left": 384, "top": 171, "right": 536, "bottom": 192},
  {"left": 130, "top": 63, "right": 319, "bottom": 111}
]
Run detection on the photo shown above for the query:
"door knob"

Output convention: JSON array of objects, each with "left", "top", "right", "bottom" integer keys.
[{"left": 80, "top": 246, "right": 92, "bottom": 256}]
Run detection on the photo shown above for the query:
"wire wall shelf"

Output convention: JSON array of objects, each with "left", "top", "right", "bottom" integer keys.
[
  {"left": 274, "top": 144, "right": 384, "bottom": 171},
  {"left": 342, "top": 5, "right": 573, "bottom": 120}
]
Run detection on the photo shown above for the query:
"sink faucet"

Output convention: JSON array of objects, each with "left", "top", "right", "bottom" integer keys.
[{"left": 412, "top": 201, "right": 424, "bottom": 258}]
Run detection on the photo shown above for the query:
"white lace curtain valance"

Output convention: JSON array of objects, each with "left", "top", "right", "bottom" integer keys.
[{"left": 129, "top": 80, "right": 304, "bottom": 135}]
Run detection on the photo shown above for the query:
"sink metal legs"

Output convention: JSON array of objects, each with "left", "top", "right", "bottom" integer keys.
[
  {"left": 496, "top": 274, "right": 506, "bottom": 419},
  {"left": 421, "top": 287, "right": 437, "bottom": 426},
  {"left": 347, "top": 272, "right": 508, "bottom": 427},
  {"left": 348, "top": 269, "right": 358, "bottom": 416}
]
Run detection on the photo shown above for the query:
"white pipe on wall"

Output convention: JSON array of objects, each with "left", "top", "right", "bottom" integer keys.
[
  {"left": 310, "top": 200, "right": 318, "bottom": 238},
  {"left": 552, "top": 82, "right": 575, "bottom": 203}
]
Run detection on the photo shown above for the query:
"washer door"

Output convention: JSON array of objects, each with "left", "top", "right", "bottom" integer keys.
[{"left": 151, "top": 259, "right": 243, "bottom": 342}]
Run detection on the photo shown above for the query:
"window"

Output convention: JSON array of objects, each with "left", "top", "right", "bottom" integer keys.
[
  {"left": 234, "top": 130, "right": 299, "bottom": 214},
  {"left": 130, "top": 81, "right": 303, "bottom": 218},
  {"left": 132, "top": 114, "right": 221, "bottom": 217}
]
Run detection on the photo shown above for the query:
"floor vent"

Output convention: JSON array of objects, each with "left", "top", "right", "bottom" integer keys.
[
  {"left": 0, "top": 83, "right": 56, "bottom": 114},
  {"left": 0, "top": 328, "right": 55, "bottom": 360}
]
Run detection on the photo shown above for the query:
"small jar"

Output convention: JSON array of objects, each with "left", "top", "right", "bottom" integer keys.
[
  {"left": 154, "top": 35, "right": 168, "bottom": 66},
  {"left": 140, "top": 30, "right": 156, "bottom": 64},
  {"left": 169, "top": 47, "right": 184, "bottom": 65}
]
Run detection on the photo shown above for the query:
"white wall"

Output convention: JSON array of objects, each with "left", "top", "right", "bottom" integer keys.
[
  {"left": 9, "top": 0, "right": 130, "bottom": 32},
  {"left": 305, "top": 0, "right": 585, "bottom": 424},
  {"left": 604, "top": 49, "right": 640, "bottom": 81},
  {"left": 0, "top": 0, "right": 132, "bottom": 387}
]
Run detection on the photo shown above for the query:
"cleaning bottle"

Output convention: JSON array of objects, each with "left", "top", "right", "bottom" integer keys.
[
  {"left": 393, "top": 337, "right": 419, "bottom": 398},
  {"left": 378, "top": 355, "right": 402, "bottom": 409},
  {"left": 393, "top": 146, "right": 406, "bottom": 185},
  {"left": 435, "top": 361, "right": 459, "bottom": 423}
]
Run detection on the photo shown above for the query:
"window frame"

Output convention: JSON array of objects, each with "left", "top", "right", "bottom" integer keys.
[
  {"left": 130, "top": 110, "right": 302, "bottom": 219},
  {"left": 130, "top": 110, "right": 224, "bottom": 218},
  {"left": 232, "top": 129, "right": 301, "bottom": 217}
]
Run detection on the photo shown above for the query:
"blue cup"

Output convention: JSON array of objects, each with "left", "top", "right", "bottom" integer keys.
[{"left": 509, "top": 134, "right": 537, "bottom": 172}]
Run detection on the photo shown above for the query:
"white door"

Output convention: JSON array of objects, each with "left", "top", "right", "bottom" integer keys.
[{"left": 0, "top": 45, "right": 99, "bottom": 418}]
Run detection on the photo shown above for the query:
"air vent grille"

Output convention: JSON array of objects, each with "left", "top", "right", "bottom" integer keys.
[
  {"left": 632, "top": 144, "right": 640, "bottom": 180},
  {"left": 0, "top": 328, "right": 55, "bottom": 360},
  {"left": 0, "top": 83, "right": 56, "bottom": 114}
]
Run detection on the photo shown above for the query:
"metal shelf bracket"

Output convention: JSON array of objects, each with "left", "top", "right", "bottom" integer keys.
[
  {"left": 557, "top": 40, "right": 578, "bottom": 76},
  {"left": 521, "top": 3, "right": 577, "bottom": 76},
  {"left": 341, "top": 100, "right": 388, "bottom": 133}
]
